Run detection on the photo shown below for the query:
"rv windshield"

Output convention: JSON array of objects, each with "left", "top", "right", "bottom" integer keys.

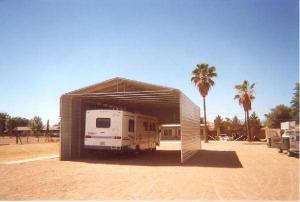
[{"left": 96, "top": 118, "right": 111, "bottom": 128}]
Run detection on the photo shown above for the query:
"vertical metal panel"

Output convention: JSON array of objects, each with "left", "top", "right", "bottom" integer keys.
[
  {"left": 180, "top": 92, "right": 201, "bottom": 163},
  {"left": 60, "top": 95, "right": 82, "bottom": 160},
  {"left": 71, "top": 97, "right": 82, "bottom": 159},
  {"left": 60, "top": 95, "right": 72, "bottom": 160}
]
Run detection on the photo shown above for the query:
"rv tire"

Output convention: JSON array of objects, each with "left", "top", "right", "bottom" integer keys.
[{"left": 135, "top": 146, "right": 140, "bottom": 156}]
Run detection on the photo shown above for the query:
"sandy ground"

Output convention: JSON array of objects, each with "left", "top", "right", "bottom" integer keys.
[
  {"left": 0, "top": 141, "right": 298, "bottom": 200},
  {"left": 0, "top": 142, "right": 59, "bottom": 161}
]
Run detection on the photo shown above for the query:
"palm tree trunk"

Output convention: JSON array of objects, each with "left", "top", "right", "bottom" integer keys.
[
  {"left": 203, "top": 96, "right": 208, "bottom": 143},
  {"left": 246, "top": 111, "right": 251, "bottom": 141},
  {"left": 244, "top": 111, "right": 247, "bottom": 140}
]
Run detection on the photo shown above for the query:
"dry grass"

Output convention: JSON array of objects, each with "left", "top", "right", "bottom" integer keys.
[
  {"left": 0, "top": 141, "right": 298, "bottom": 200},
  {"left": 0, "top": 142, "right": 59, "bottom": 161},
  {"left": 0, "top": 136, "right": 59, "bottom": 145}
]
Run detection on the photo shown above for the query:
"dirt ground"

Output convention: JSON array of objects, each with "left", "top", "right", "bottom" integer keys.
[{"left": 0, "top": 141, "right": 298, "bottom": 200}]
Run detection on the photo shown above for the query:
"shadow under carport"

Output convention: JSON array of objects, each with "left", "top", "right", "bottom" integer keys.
[{"left": 78, "top": 149, "right": 243, "bottom": 168}]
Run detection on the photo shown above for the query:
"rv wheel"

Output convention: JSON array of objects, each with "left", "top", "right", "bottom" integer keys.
[{"left": 135, "top": 146, "right": 140, "bottom": 156}]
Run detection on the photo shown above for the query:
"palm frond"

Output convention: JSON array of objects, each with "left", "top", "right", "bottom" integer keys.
[{"left": 234, "top": 95, "right": 240, "bottom": 100}]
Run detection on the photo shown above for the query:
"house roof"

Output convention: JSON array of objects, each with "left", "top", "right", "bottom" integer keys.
[
  {"left": 15, "top": 126, "right": 31, "bottom": 131},
  {"left": 42, "top": 125, "right": 60, "bottom": 131}
]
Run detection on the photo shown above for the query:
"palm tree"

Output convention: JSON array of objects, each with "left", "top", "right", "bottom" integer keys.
[
  {"left": 191, "top": 64, "right": 217, "bottom": 143},
  {"left": 234, "top": 80, "right": 255, "bottom": 141}
]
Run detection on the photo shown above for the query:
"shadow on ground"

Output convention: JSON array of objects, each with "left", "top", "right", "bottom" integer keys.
[{"left": 78, "top": 149, "right": 243, "bottom": 168}]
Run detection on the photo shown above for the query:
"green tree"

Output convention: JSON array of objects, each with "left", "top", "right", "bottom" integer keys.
[
  {"left": 214, "top": 115, "right": 223, "bottom": 139},
  {"left": 214, "top": 115, "right": 223, "bottom": 129},
  {"left": 249, "top": 112, "right": 262, "bottom": 140},
  {"left": 290, "top": 83, "right": 299, "bottom": 123},
  {"left": 29, "top": 116, "right": 43, "bottom": 142},
  {"left": 0, "top": 113, "right": 9, "bottom": 134},
  {"left": 249, "top": 112, "right": 261, "bottom": 129},
  {"left": 191, "top": 63, "right": 217, "bottom": 143},
  {"left": 13, "top": 117, "right": 29, "bottom": 126},
  {"left": 223, "top": 118, "right": 233, "bottom": 135},
  {"left": 234, "top": 80, "right": 256, "bottom": 141},
  {"left": 265, "top": 105, "right": 293, "bottom": 128},
  {"left": 46, "top": 120, "right": 50, "bottom": 141},
  {"left": 232, "top": 116, "right": 242, "bottom": 132},
  {"left": 5, "top": 118, "right": 18, "bottom": 135}
]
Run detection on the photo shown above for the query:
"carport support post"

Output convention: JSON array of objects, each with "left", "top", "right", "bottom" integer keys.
[{"left": 60, "top": 95, "right": 82, "bottom": 160}]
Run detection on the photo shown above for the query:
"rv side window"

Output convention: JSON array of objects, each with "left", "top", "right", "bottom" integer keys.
[
  {"left": 149, "top": 123, "right": 153, "bottom": 131},
  {"left": 153, "top": 123, "right": 156, "bottom": 131},
  {"left": 96, "top": 118, "right": 111, "bottom": 128},
  {"left": 129, "top": 119, "right": 135, "bottom": 132},
  {"left": 143, "top": 122, "right": 149, "bottom": 131}
]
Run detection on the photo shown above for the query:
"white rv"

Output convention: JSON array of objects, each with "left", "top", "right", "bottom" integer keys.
[{"left": 84, "top": 110, "right": 159, "bottom": 152}]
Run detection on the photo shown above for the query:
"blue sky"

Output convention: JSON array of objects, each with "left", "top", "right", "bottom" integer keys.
[{"left": 0, "top": 0, "right": 298, "bottom": 125}]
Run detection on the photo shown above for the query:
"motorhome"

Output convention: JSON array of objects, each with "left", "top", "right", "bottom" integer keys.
[{"left": 84, "top": 110, "right": 159, "bottom": 152}]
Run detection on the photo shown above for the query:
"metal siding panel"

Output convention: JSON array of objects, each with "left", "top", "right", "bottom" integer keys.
[
  {"left": 180, "top": 93, "right": 201, "bottom": 163},
  {"left": 60, "top": 95, "right": 72, "bottom": 160},
  {"left": 71, "top": 98, "right": 82, "bottom": 159}
]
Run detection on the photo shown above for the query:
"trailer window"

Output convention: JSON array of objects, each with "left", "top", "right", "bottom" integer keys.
[
  {"left": 96, "top": 118, "right": 111, "bottom": 128},
  {"left": 164, "top": 129, "right": 168, "bottom": 136},
  {"left": 129, "top": 119, "right": 135, "bottom": 132}
]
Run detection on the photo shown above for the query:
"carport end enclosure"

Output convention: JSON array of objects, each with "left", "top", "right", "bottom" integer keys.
[{"left": 60, "top": 77, "right": 201, "bottom": 163}]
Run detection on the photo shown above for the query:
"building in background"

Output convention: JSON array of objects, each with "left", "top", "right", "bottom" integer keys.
[{"left": 160, "top": 124, "right": 181, "bottom": 140}]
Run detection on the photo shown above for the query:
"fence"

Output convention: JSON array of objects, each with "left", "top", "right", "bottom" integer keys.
[{"left": 0, "top": 135, "right": 59, "bottom": 145}]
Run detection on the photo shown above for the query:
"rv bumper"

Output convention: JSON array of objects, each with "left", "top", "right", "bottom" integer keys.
[{"left": 84, "top": 145, "right": 131, "bottom": 151}]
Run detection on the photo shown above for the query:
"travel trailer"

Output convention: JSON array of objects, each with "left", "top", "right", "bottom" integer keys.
[
  {"left": 284, "top": 129, "right": 299, "bottom": 157},
  {"left": 84, "top": 110, "right": 159, "bottom": 152}
]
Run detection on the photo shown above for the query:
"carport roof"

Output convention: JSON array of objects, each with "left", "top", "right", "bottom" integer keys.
[{"left": 64, "top": 77, "right": 181, "bottom": 107}]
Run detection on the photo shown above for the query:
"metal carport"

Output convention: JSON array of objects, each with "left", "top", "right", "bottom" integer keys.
[{"left": 60, "top": 77, "right": 201, "bottom": 163}]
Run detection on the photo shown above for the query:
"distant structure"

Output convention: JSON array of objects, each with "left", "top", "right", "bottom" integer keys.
[
  {"left": 13, "top": 125, "right": 60, "bottom": 136},
  {"left": 42, "top": 125, "right": 60, "bottom": 133},
  {"left": 160, "top": 124, "right": 181, "bottom": 140},
  {"left": 15, "top": 126, "right": 31, "bottom": 136}
]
